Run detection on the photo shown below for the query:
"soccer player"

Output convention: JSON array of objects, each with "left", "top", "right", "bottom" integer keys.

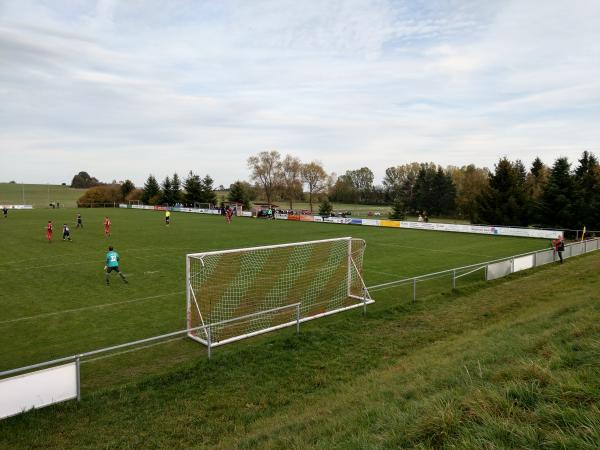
[
  {"left": 104, "top": 246, "right": 128, "bottom": 285},
  {"left": 46, "top": 220, "right": 53, "bottom": 243},
  {"left": 76, "top": 213, "right": 83, "bottom": 228},
  {"left": 62, "top": 224, "right": 72, "bottom": 241},
  {"left": 2, "top": 206, "right": 7, "bottom": 218},
  {"left": 104, "top": 216, "right": 111, "bottom": 237},
  {"left": 165, "top": 210, "right": 171, "bottom": 226},
  {"left": 225, "top": 207, "right": 233, "bottom": 224}
]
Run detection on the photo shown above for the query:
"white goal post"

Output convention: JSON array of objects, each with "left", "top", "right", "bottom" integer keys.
[{"left": 186, "top": 237, "right": 373, "bottom": 347}]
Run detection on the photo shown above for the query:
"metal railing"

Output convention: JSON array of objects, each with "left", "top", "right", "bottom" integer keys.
[
  {"left": 0, "top": 303, "right": 303, "bottom": 403},
  {"left": 368, "top": 238, "right": 600, "bottom": 301}
]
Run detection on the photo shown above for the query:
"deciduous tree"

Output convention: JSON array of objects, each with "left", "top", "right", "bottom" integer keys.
[{"left": 248, "top": 151, "right": 282, "bottom": 205}]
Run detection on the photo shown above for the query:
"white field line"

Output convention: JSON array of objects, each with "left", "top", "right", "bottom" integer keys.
[
  {"left": 0, "top": 245, "right": 203, "bottom": 268},
  {"left": 0, "top": 246, "right": 218, "bottom": 272},
  {"left": 0, "top": 291, "right": 184, "bottom": 326},
  {"left": 81, "top": 337, "right": 185, "bottom": 364}
]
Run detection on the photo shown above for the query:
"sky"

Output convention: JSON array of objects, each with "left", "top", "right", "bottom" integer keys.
[{"left": 1, "top": 0, "right": 599, "bottom": 187}]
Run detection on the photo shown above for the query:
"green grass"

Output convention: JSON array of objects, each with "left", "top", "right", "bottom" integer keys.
[
  {"left": 0, "top": 183, "right": 87, "bottom": 208},
  {"left": 3, "top": 208, "right": 595, "bottom": 449}
]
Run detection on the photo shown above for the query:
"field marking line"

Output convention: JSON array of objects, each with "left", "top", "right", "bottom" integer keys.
[
  {"left": 0, "top": 291, "right": 185, "bottom": 326},
  {"left": 81, "top": 337, "right": 185, "bottom": 364},
  {"left": 0, "top": 245, "right": 202, "bottom": 267},
  {"left": 0, "top": 246, "right": 218, "bottom": 272}
]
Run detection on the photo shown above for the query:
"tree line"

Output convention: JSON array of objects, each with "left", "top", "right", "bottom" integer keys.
[
  {"left": 75, "top": 149, "right": 600, "bottom": 230},
  {"left": 77, "top": 171, "right": 217, "bottom": 207},
  {"left": 235, "top": 150, "right": 600, "bottom": 230}
]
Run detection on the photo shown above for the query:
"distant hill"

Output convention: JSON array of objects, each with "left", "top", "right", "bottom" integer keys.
[{"left": 0, "top": 183, "right": 87, "bottom": 208}]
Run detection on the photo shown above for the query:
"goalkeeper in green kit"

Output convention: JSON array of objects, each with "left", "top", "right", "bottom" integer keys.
[{"left": 104, "top": 246, "right": 128, "bottom": 285}]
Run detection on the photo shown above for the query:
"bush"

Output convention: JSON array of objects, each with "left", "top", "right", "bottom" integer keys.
[
  {"left": 77, "top": 185, "right": 122, "bottom": 207},
  {"left": 125, "top": 188, "right": 143, "bottom": 202}
]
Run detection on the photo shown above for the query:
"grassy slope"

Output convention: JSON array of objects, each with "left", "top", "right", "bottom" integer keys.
[
  {"left": 0, "top": 183, "right": 86, "bottom": 208},
  {"left": 1, "top": 247, "right": 599, "bottom": 448}
]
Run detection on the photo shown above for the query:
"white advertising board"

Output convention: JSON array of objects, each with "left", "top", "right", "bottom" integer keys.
[
  {"left": 486, "top": 260, "right": 512, "bottom": 281},
  {"left": 361, "top": 219, "right": 380, "bottom": 227},
  {"left": 513, "top": 255, "right": 534, "bottom": 272},
  {"left": 399, "top": 221, "right": 562, "bottom": 239},
  {"left": 1, "top": 205, "right": 33, "bottom": 209},
  {"left": 0, "top": 362, "right": 78, "bottom": 420}
]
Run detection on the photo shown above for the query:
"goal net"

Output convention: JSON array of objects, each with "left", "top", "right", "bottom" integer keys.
[{"left": 186, "top": 237, "right": 373, "bottom": 347}]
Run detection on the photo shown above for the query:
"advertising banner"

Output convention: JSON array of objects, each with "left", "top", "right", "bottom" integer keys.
[
  {"left": 486, "top": 260, "right": 512, "bottom": 281},
  {"left": 379, "top": 220, "right": 400, "bottom": 228},
  {"left": 513, "top": 255, "right": 534, "bottom": 272},
  {"left": 0, "top": 363, "right": 78, "bottom": 419}
]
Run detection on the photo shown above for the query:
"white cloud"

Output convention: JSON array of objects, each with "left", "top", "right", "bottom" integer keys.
[{"left": 1, "top": 0, "right": 599, "bottom": 186}]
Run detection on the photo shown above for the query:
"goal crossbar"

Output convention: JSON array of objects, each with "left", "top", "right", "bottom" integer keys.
[{"left": 186, "top": 237, "right": 372, "bottom": 347}]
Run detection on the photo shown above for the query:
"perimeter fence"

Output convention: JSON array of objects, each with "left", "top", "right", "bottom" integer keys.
[{"left": 369, "top": 237, "right": 600, "bottom": 301}]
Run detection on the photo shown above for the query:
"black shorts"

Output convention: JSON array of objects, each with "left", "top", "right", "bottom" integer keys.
[{"left": 106, "top": 266, "right": 120, "bottom": 273}]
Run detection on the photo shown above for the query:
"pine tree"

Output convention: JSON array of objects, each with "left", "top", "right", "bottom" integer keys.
[
  {"left": 171, "top": 173, "right": 182, "bottom": 205},
  {"left": 476, "top": 158, "right": 528, "bottom": 225},
  {"left": 183, "top": 171, "right": 202, "bottom": 205},
  {"left": 161, "top": 176, "right": 173, "bottom": 205},
  {"left": 525, "top": 157, "right": 548, "bottom": 224},
  {"left": 539, "top": 157, "right": 575, "bottom": 228},
  {"left": 200, "top": 175, "right": 217, "bottom": 205},
  {"left": 141, "top": 175, "right": 160, "bottom": 205},
  {"left": 431, "top": 168, "right": 456, "bottom": 216},
  {"left": 318, "top": 198, "right": 333, "bottom": 216},
  {"left": 228, "top": 181, "right": 251, "bottom": 209},
  {"left": 572, "top": 151, "right": 600, "bottom": 229},
  {"left": 388, "top": 198, "right": 406, "bottom": 220}
]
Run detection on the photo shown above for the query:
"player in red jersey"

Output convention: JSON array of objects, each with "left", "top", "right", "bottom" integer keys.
[
  {"left": 46, "top": 220, "right": 53, "bottom": 243},
  {"left": 104, "top": 216, "right": 111, "bottom": 237},
  {"left": 225, "top": 207, "right": 233, "bottom": 224}
]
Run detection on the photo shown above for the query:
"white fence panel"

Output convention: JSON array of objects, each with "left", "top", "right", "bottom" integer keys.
[
  {"left": 486, "top": 260, "right": 512, "bottom": 281},
  {"left": 513, "top": 255, "right": 534, "bottom": 272},
  {"left": 0, "top": 362, "right": 78, "bottom": 419},
  {"left": 570, "top": 242, "right": 584, "bottom": 257},
  {"left": 535, "top": 249, "right": 555, "bottom": 266}
]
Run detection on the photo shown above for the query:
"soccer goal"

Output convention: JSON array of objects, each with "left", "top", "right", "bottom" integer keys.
[{"left": 186, "top": 237, "right": 373, "bottom": 347}]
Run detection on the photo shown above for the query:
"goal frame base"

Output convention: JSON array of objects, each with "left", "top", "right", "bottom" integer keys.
[{"left": 187, "top": 297, "right": 375, "bottom": 348}]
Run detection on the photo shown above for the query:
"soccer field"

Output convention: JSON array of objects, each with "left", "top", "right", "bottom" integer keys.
[{"left": 0, "top": 208, "right": 545, "bottom": 387}]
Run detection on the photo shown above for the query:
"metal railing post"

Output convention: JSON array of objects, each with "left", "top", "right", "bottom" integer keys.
[
  {"left": 296, "top": 305, "right": 300, "bottom": 335},
  {"left": 207, "top": 326, "right": 212, "bottom": 360},
  {"left": 412, "top": 278, "right": 416, "bottom": 302},
  {"left": 452, "top": 269, "right": 456, "bottom": 290},
  {"left": 76, "top": 356, "right": 81, "bottom": 401},
  {"left": 533, "top": 251, "right": 537, "bottom": 267}
]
